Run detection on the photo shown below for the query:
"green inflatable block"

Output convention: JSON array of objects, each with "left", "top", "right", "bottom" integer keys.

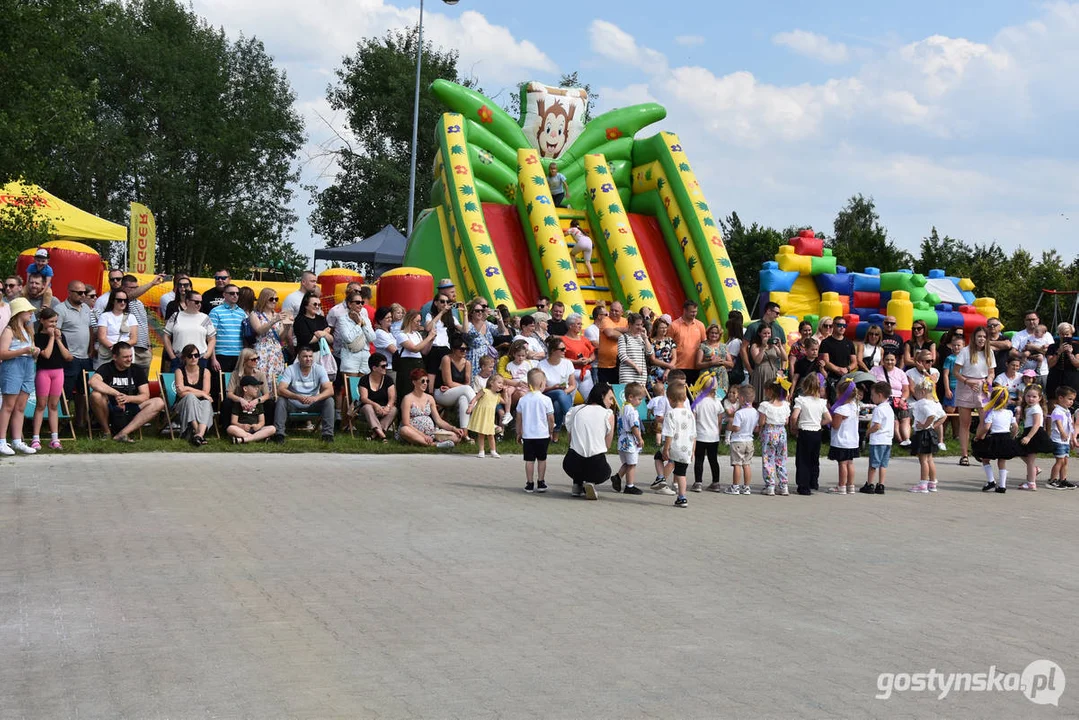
[
  {"left": 810, "top": 256, "right": 838, "bottom": 275},
  {"left": 913, "top": 309, "right": 938, "bottom": 330},
  {"left": 880, "top": 271, "right": 927, "bottom": 292}
]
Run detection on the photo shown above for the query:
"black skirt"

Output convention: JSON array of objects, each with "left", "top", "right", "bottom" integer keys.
[
  {"left": 827, "top": 446, "right": 860, "bottom": 462},
  {"left": 972, "top": 432, "right": 1019, "bottom": 460},
  {"left": 1018, "top": 427, "right": 1053, "bottom": 457},
  {"left": 910, "top": 428, "right": 938, "bottom": 456}
]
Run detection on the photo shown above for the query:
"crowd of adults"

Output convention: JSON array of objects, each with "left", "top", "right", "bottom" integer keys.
[{"left": 2, "top": 265, "right": 1078, "bottom": 457}]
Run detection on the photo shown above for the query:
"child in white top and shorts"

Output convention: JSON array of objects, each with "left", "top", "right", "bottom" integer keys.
[
  {"left": 612, "top": 382, "right": 646, "bottom": 495},
  {"left": 727, "top": 386, "right": 759, "bottom": 494},
  {"left": 515, "top": 368, "right": 555, "bottom": 494},
  {"left": 861, "top": 381, "right": 894, "bottom": 495}
]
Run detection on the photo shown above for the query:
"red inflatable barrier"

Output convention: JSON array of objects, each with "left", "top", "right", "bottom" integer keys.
[
  {"left": 377, "top": 268, "right": 434, "bottom": 312},
  {"left": 960, "top": 309, "right": 989, "bottom": 333},
  {"left": 318, "top": 268, "right": 363, "bottom": 305},
  {"left": 790, "top": 235, "right": 823, "bottom": 257},
  {"left": 17, "top": 241, "right": 105, "bottom": 302},
  {"left": 843, "top": 313, "right": 860, "bottom": 339},
  {"left": 852, "top": 291, "right": 880, "bottom": 309}
]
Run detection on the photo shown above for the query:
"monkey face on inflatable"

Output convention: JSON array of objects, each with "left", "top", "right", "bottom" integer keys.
[{"left": 536, "top": 99, "right": 576, "bottom": 158}]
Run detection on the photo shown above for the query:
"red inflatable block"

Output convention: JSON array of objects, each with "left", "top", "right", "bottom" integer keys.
[
  {"left": 791, "top": 235, "right": 824, "bottom": 257},
  {"left": 839, "top": 297, "right": 850, "bottom": 316},
  {"left": 852, "top": 291, "right": 880, "bottom": 309},
  {"left": 960, "top": 309, "right": 988, "bottom": 333},
  {"left": 843, "top": 313, "right": 859, "bottom": 339}
]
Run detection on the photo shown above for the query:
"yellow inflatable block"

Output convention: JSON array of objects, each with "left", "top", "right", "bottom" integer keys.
[
  {"left": 958, "top": 277, "right": 976, "bottom": 291},
  {"left": 819, "top": 292, "right": 843, "bottom": 320},
  {"left": 775, "top": 316, "right": 800, "bottom": 345},
  {"left": 887, "top": 290, "right": 914, "bottom": 332},
  {"left": 973, "top": 297, "right": 999, "bottom": 319},
  {"left": 783, "top": 276, "right": 822, "bottom": 322},
  {"left": 776, "top": 246, "right": 812, "bottom": 274}
]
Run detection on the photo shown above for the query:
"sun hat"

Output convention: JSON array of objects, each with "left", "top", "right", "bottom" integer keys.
[
  {"left": 437, "top": 278, "right": 454, "bottom": 289},
  {"left": 6, "top": 297, "right": 34, "bottom": 316}
]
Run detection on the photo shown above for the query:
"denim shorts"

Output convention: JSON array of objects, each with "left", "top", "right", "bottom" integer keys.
[
  {"left": 1053, "top": 442, "right": 1072, "bottom": 459},
  {"left": 0, "top": 355, "right": 36, "bottom": 395},
  {"left": 868, "top": 444, "right": 891, "bottom": 469}
]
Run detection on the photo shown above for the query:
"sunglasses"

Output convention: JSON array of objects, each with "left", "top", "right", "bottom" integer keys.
[
  {"left": 835, "top": 323, "right": 847, "bottom": 328},
  {"left": 214, "top": 275, "right": 230, "bottom": 281},
  {"left": 70, "top": 290, "right": 86, "bottom": 295},
  {"left": 186, "top": 352, "right": 201, "bottom": 358},
  {"left": 350, "top": 300, "right": 364, "bottom": 305},
  {"left": 224, "top": 290, "right": 239, "bottom": 296},
  {"left": 4, "top": 283, "right": 20, "bottom": 289},
  {"left": 115, "top": 298, "right": 128, "bottom": 304},
  {"left": 188, "top": 298, "right": 202, "bottom": 304},
  {"left": 884, "top": 322, "right": 896, "bottom": 326},
  {"left": 555, "top": 346, "right": 566, "bottom": 351},
  {"left": 178, "top": 282, "right": 192, "bottom": 288},
  {"left": 109, "top": 277, "right": 123, "bottom": 283}
]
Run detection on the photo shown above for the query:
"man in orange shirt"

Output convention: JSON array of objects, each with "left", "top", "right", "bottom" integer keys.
[
  {"left": 669, "top": 300, "right": 707, "bottom": 384},
  {"left": 596, "top": 301, "right": 628, "bottom": 384}
]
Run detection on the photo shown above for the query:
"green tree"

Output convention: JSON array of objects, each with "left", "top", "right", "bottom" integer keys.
[
  {"left": 309, "top": 27, "right": 459, "bottom": 248},
  {"left": 0, "top": 186, "right": 55, "bottom": 275},
  {"left": 828, "top": 194, "right": 913, "bottom": 274}
]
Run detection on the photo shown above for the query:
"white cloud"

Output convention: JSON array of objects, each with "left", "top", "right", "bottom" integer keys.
[
  {"left": 589, "top": 19, "right": 668, "bottom": 75},
  {"left": 674, "top": 34, "right": 706, "bottom": 47},
  {"left": 597, "top": 83, "right": 658, "bottom": 110},
  {"left": 772, "top": 30, "right": 850, "bottom": 64}
]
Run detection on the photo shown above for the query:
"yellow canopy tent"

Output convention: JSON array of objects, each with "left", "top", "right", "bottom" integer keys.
[{"left": 0, "top": 181, "right": 126, "bottom": 242}]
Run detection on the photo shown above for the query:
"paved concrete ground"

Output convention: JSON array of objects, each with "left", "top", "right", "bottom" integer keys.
[{"left": 2, "top": 451, "right": 1077, "bottom": 719}]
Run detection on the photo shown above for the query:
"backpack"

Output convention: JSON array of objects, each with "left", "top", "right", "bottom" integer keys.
[{"left": 241, "top": 316, "right": 256, "bottom": 347}]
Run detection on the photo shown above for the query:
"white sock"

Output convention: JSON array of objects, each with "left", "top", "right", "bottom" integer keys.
[
  {"left": 999, "top": 469, "right": 1008, "bottom": 488},
  {"left": 0, "top": 440, "right": 7, "bottom": 447},
  {"left": 50, "top": 433, "right": 58, "bottom": 441},
  {"left": 983, "top": 464, "right": 996, "bottom": 483},
  {"left": 32, "top": 435, "right": 40, "bottom": 442}
]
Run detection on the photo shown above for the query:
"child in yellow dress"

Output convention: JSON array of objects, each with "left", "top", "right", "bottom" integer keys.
[{"left": 468, "top": 374, "right": 505, "bottom": 458}]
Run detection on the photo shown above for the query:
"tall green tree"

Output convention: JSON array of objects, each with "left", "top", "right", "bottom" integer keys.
[
  {"left": 0, "top": 0, "right": 305, "bottom": 277},
  {"left": 308, "top": 27, "right": 459, "bottom": 248},
  {"left": 719, "top": 212, "right": 788, "bottom": 307},
  {"left": 828, "top": 194, "right": 912, "bottom": 274}
]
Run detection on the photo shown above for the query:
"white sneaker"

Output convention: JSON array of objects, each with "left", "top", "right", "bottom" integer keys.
[
  {"left": 653, "top": 485, "right": 676, "bottom": 496},
  {"left": 435, "top": 440, "right": 454, "bottom": 450},
  {"left": 778, "top": 484, "right": 790, "bottom": 496},
  {"left": 927, "top": 481, "right": 938, "bottom": 492},
  {"left": 12, "top": 440, "right": 36, "bottom": 455},
  {"left": 501, "top": 413, "right": 513, "bottom": 427},
  {"left": 937, "top": 442, "right": 947, "bottom": 451},
  {"left": 0, "top": 443, "right": 14, "bottom": 456},
  {"left": 741, "top": 485, "right": 752, "bottom": 495},
  {"left": 724, "top": 485, "right": 741, "bottom": 495},
  {"left": 477, "top": 451, "right": 486, "bottom": 459},
  {"left": 909, "top": 482, "right": 930, "bottom": 494},
  {"left": 691, "top": 482, "right": 703, "bottom": 493},
  {"left": 762, "top": 485, "right": 775, "bottom": 496},
  {"left": 490, "top": 451, "right": 501, "bottom": 459},
  {"left": 899, "top": 439, "right": 911, "bottom": 447}
]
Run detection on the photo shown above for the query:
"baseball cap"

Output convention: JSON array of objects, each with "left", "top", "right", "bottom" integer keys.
[
  {"left": 239, "top": 375, "right": 262, "bottom": 387},
  {"left": 1022, "top": 369, "right": 1037, "bottom": 378},
  {"left": 34, "top": 248, "right": 49, "bottom": 258}
]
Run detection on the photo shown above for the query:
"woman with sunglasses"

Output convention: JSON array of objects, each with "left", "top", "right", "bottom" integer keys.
[
  {"left": 163, "top": 291, "right": 215, "bottom": 372},
  {"left": 395, "top": 310, "right": 438, "bottom": 407},
  {"left": 397, "top": 368, "right": 467, "bottom": 448},
  {"left": 356, "top": 354, "right": 398, "bottom": 441},
  {"left": 174, "top": 344, "right": 213, "bottom": 446},
  {"left": 813, "top": 317, "right": 833, "bottom": 345},
  {"left": 224, "top": 348, "right": 274, "bottom": 427},
  {"left": 856, "top": 324, "right": 884, "bottom": 372},
  {"left": 293, "top": 291, "right": 332, "bottom": 352},
  {"left": 423, "top": 293, "right": 459, "bottom": 385},
  {"left": 461, "top": 298, "right": 507, "bottom": 371},
  {"left": 538, "top": 335, "right": 579, "bottom": 442},
  {"left": 903, "top": 320, "right": 936, "bottom": 370},
  {"left": 95, "top": 289, "right": 138, "bottom": 368},
  {"left": 338, "top": 291, "right": 375, "bottom": 375},
  {"left": 435, "top": 336, "right": 476, "bottom": 428},
  {"left": 250, "top": 288, "right": 288, "bottom": 380},
  {"left": 160, "top": 274, "right": 192, "bottom": 321}
]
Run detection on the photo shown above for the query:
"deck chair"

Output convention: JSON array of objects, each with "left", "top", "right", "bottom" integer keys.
[
  {"left": 23, "top": 392, "right": 78, "bottom": 441},
  {"left": 161, "top": 373, "right": 220, "bottom": 439}
]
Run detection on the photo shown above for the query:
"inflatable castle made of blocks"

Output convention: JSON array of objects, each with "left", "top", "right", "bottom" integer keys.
[{"left": 759, "top": 229, "right": 998, "bottom": 344}]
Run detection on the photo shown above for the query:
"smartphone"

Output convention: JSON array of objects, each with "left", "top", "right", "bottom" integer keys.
[{"left": 160, "top": 274, "right": 174, "bottom": 282}]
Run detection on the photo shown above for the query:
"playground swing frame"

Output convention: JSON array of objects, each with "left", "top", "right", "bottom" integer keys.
[{"left": 1034, "top": 289, "right": 1079, "bottom": 329}]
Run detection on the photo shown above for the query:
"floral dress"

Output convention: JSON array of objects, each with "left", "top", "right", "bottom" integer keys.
[
  {"left": 465, "top": 321, "right": 497, "bottom": 371},
  {"left": 650, "top": 337, "right": 677, "bottom": 387},
  {"left": 253, "top": 311, "right": 286, "bottom": 380},
  {"left": 397, "top": 397, "right": 436, "bottom": 440}
]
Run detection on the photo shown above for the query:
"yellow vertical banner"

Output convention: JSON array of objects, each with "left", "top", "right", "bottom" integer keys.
[{"left": 129, "top": 202, "right": 156, "bottom": 274}]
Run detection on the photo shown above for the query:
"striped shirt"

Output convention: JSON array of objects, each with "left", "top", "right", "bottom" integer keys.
[
  {"left": 617, "top": 333, "right": 649, "bottom": 385},
  {"left": 209, "top": 303, "right": 246, "bottom": 357},
  {"left": 128, "top": 299, "right": 150, "bottom": 350}
]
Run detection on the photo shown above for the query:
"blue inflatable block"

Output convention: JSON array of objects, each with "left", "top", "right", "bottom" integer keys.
[
  {"left": 852, "top": 307, "right": 876, "bottom": 320},
  {"left": 936, "top": 311, "right": 964, "bottom": 329},
  {"left": 864, "top": 267, "right": 881, "bottom": 276},
  {"left": 936, "top": 303, "right": 953, "bottom": 312},
  {"left": 759, "top": 267, "right": 798, "bottom": 294},
  {"left": 854, "top": 321, "right": 871, "bottom": 340},
  {"left": 762, "top": 261, "right": 778, "bottom": 270},
  {"left": 879, "top": 291, "right": 892, "bottom": 307},
  {"left": 897, "top": 269, "right": 913, "bottom": 275},
  {"left": 866, "top": 313, "right": 886, "bottom": 325},
  {"left": 928, "top": 269, "right": 946, "bottom": 279},
  {"left": 815, "top": 273, "right": 852, "bottom": 296},
  {"left": 836, "top": 265, "right": 847, "bottom": 274},
  {"left": 961, "top": 291, "right": 976, "bottom": 304},
  {"left": 851, "top": 273, "right": 881, "bottom": 293}
]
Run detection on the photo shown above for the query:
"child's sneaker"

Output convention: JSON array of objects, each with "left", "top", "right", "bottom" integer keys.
[
  {"left": 674, "top": 496, "right": 688, "bottom": 508},
  {"left": 762, "top": 485, "right": 775, "bottom": 496},
  {"left": 691, "top": 482, "right": 703, "bottom": 493},
  {"left": 845, "top": 485, "right": 856, "bottom": 494},
  {"left": 995, "top": 486, "right": 1007, "bottom": 494},
  {"left": 501, "top": 412, "right": 513, "bottom": 427},
  {"left": 927, "top": 481, "right": 937, "bottom": 492},
  {"left": 1060, "top": 479, "right": 1077, "bottom": 489},
  {"left": 777, "top": 483, "right": 790, "bottom": 496},
  {"left": 874, "top": 483, "right": 886, "bottom": 495},
  {"left": 909, "top": 482, "right": 930, "bottom": 493},
  {"left": 623, "top": 485, "right": 643, "bottom": 495},
  {"left": 536, "top": 480, "right": 548, "bottom": 493},
  {"left": 858, "top": 482, "right": 875, "bottom": 494},
  {"left": 0, "top": 444, "right": 14, "bottom": 456},
  {"left": 48, "top": 440, "right": 62, "bottom": 450},
  {"left": 12, "top": 440, "right": 36, "bottom": 455},
  {"left": 740, "top": 485, "right": 752, "bottom": 495},
  {"left": 706, "top": 482, "right": 723, "bottom": 492},
  {"left": 981, "top": 481, "right": 998, "bottom": 492},
  {"left": 1047, "top": 479, "right": 1063, "bottom": 489},
  {"left": 724, "top": 485, "right": 741, "bottom": 495},
  {"left": 525, "top": 481, "right": 535, "bottom": 493},
  {"left": 650, "top": 476, "right": 667, "bottom": 490},
  {"left": 610, "top": 473, "right": 622, "bottom": 493},
  {"left": 1018, "top": 482, "right": 1037, "bottom": 491},
  {"left": 490, "top": 451, "right": 501, "bottom": 459},
  {"left": 571, "top": 483, "right": 584, "bottom": 497},
  {"left": 654, "top": 484, "right": 676, "bottom": 496},
  {"left": 477, "top": 451, "right": 485, "bottom": 459},
  {"left": 29, "top": 439, "right": 41, "bottom": 450}
]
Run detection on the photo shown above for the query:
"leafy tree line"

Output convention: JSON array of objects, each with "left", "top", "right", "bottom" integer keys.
[
  {"left": 1, "top": 0, "right": 307, "bottom": 278},
  {"left": 721, "top": 194, "right": 1079, "bottom": 328}
]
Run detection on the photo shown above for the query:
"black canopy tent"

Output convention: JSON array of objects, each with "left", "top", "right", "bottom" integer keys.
[{"left": 313, "top": 225, "right": 408, "bottom": 271}]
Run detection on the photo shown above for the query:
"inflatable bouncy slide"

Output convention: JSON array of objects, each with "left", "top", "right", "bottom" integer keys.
[
  {"left": 758, "top": 230, "right": 1000, "bottom": 343},
  {"left": 403, "top": 80, "right": 747, "bottom": 324}
]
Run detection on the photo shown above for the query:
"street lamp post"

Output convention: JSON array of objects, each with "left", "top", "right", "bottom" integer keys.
[{"left": 406, "top": 0, "right": 459, "bottom": 239}]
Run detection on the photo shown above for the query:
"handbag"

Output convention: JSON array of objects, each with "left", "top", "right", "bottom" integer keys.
[
  {"left": 317, "top": 337, "right": 338, "bottom": 381},
  {"left": 346, "top": 316, "right": 370, "bottom": 353}
]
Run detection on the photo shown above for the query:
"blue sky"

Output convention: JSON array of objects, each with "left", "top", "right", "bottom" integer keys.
[{"left": 190, "top": 0, "right": 1079, "bottom": 264}]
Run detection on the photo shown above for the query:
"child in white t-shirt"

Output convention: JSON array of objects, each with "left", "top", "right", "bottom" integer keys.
[
  {"left": 908, "top": 379, "right": 946, "bottom": 493},
  {"left": 727, "top": 386, "right": 759, "bottom": 495},
  {"left": 661, "top": 382, "right": 696, "bottom": 508},
  {"left": 691, "top": 380, "right": 724, "bottom": 492},
  {"left": 613, "top": 382, "right": 646, "bottom": 496},
  {"left": 649, "top": 370, "right": 685, "bottom": 494},
  {"left": 1048, "top": 386, "right": 1077, "bottom": 489},
  {"left": 515, "top": 368, "right": 555, "bottom": 494},
  {"left": 756, "top": 381, "right": 791, "bottom": 495},
  {"left": 828, "top": 378, "right": 861, "bottom": 494},
  {"left": 862, "top": 381, "right": 894, "bottom": 495},
  {"left": 973, "top": 386, "right": 1019, "bottom": 493}
]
